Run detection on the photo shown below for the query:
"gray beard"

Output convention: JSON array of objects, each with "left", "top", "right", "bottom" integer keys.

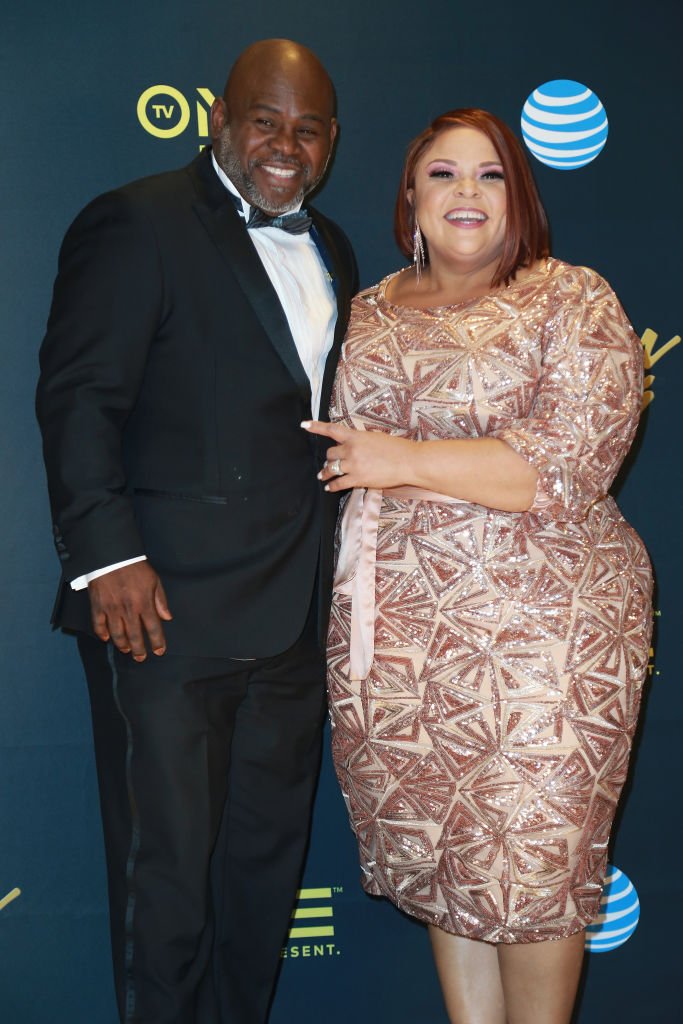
[{"left": 214, "top": 126, "right": 319, "bottom": 214}]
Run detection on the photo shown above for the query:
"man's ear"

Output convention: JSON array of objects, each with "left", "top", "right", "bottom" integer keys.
[{"left": 210, "top": 97, "right": 227, "bottom": 140}]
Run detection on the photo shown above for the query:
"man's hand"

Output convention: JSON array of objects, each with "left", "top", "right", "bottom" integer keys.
[{"left": 88, "top": 561, "right": 172, "bottom": 661}]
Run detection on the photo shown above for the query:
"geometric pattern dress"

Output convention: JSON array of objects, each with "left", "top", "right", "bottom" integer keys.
[{"left": 327, "top": 259, "right": 653, "bottom": 942}]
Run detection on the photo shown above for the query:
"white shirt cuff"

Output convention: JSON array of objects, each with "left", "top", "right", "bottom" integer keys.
[{"left": 70, "top": 555, "right": 147, "bottom": 591}]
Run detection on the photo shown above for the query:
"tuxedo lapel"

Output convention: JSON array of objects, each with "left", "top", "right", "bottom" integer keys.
[{"left": 188, "top": 150, "right": 310, "bottom": 398}]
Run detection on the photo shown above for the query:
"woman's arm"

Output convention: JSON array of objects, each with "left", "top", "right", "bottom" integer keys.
[
  {"left": 302, "top": 423, "right": 538, "bottom": 512},
  {"left": 307, "top": 266, "right": 644, "bottom": 520}
]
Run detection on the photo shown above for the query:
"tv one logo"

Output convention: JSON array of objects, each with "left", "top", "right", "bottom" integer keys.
[
  {"left": 585, "top": 865, "right": 640, "bottom": 953},
  {"left": 137, "top": 85, "right": 216, "bottom": 140}
]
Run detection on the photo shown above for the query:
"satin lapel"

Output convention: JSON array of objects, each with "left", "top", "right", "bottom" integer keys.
[
  {"left": 189, "top": 152, "right": 310, "bottom": 397},
  {"left": 313, "top": 214, "right": 353, "bottom": 420}
]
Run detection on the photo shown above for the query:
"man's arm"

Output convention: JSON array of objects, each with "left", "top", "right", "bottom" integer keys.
[{"left": 37, "top": 189, "right": 172, "bottom": 658}]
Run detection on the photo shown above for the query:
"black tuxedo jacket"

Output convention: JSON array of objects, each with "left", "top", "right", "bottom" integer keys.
[{"left": 36, "top": 147, "right": 358, "bottom": 658}]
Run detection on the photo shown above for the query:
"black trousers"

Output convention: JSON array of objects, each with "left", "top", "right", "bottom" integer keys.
[{"left": 78, "top": 601, "right": 326, "bottom": 1024}]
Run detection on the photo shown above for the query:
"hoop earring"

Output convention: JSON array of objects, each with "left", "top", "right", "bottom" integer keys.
[{"left": 413, "top": 221, "right": 426, "bottom": 283}]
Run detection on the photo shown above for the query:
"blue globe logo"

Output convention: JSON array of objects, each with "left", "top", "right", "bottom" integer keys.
[
  {"left": 521, "top": 80, "right": 608, "bottom": 170},
  {"left": 585, "top": 865, "right": 640, "bottom": 953}
]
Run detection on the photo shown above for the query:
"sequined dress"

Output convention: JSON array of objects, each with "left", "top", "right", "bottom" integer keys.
[{"left": 327, "top": 259, "right": 652, "bottom": 942}]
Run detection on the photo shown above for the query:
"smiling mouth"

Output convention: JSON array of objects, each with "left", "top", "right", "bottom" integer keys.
[
  {"left": 259, "top": 164, "right": 300, "bottom": 179},
  {"left": 445, "top": 209, "right": 488, "bottom": 225}
]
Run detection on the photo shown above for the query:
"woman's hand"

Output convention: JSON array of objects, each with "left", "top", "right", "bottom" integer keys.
[{"left": 302, "top": 420, "right": 416, "bottom": 492}]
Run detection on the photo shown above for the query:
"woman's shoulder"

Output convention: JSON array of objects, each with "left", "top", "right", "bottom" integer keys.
[
  {"left": 544, "top": 258, "right": 617, "bottom": 299},
  {"left": 543, "top": 260, "right": 636, "bottom": 343},
  {"left": 351, "top": 270, "right": 406, "bottom": 307}
]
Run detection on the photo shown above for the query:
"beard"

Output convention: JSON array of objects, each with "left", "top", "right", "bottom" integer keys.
[{"left": 214, "top": 125, "right": 326, "bottom": 214}]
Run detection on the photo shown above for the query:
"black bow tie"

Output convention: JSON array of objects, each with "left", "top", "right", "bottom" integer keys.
[
  {"left": 226, "top": 188, "right": 312, "bottom": 235},
  {"left": 246, "top": 206, "right": 312, "bottom": 234}
]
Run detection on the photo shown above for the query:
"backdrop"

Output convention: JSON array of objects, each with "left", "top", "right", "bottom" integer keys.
[{"left": 1, "top": 1, "right": 681, "bottom": 1021}]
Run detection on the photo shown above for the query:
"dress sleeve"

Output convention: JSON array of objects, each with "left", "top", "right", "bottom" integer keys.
[{"left": 490, "top": 267, "right": 644, "bottom": 523}]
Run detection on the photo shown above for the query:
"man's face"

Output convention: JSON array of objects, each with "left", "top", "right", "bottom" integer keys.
[{"left": 211, "top": 65, "right": 337, "bottom": 214}]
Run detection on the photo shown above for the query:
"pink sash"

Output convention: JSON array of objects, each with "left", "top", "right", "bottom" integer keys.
[{"left": 333, "top": 485, "right": 465, "bottom": 680}]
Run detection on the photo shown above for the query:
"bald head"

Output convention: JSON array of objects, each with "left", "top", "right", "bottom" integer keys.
[
  {"left": 210, "top": 38, "right": 338, "bottom": 214},
  {"left": 224, "top": 39, "right": 336, "bottom": 120}
]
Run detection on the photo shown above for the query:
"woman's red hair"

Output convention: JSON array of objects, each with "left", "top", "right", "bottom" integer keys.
[{"left": 394, "top": 108, "right": 550, "bottom": 285}]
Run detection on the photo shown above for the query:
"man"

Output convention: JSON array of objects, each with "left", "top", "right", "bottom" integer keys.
[{"left": 36, "top": 39, "right": 357, "bottom": 1024}]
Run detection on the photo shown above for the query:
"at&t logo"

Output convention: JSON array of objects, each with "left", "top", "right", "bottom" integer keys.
[
  {"left": 585, "top": 865, "right": 640, "bottom": 953},
  {"left": 521, "top": 80, "right": 608, "bottom": 170},
  {"left": 137, "top": 85, "right": 216, "bottom": 141}
]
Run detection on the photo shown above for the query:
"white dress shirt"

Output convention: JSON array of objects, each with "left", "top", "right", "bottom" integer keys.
[{"left": 70, "top": 155, "right": 337, "bottom": 590}]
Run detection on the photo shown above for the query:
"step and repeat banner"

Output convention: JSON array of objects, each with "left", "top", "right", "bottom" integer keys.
[{"left": 1, "top": 1, "right": 680, "bottom": 1021}]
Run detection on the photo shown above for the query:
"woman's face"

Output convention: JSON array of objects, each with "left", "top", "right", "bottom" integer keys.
[{"left": 410, "top": 126, "right": 507, "bottom": 275}]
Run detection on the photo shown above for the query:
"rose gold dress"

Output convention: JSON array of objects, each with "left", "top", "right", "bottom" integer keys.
[{"left": 327, "top": 259, "right": 653, "bottom": 943}]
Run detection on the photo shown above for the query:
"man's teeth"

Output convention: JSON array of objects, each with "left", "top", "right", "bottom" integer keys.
[
  {"left": 446, "top": 211, "right": 487, "bottom": 221},
  {"left": 263, "top": 166, "right": 297, "bottom": 178}
]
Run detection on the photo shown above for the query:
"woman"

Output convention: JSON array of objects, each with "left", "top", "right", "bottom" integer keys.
[{"left": 303, "top": 109, "right": 652, "bottom": 1024}]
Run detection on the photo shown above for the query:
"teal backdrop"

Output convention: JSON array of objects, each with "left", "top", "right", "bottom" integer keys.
[{"left": 1, "top": 1, "right": 681, "bottom": 1021}]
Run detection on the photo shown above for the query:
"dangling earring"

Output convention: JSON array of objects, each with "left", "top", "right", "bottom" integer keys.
[{"left": 413, "top": 221, "right": 425, "bottom": 283}]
